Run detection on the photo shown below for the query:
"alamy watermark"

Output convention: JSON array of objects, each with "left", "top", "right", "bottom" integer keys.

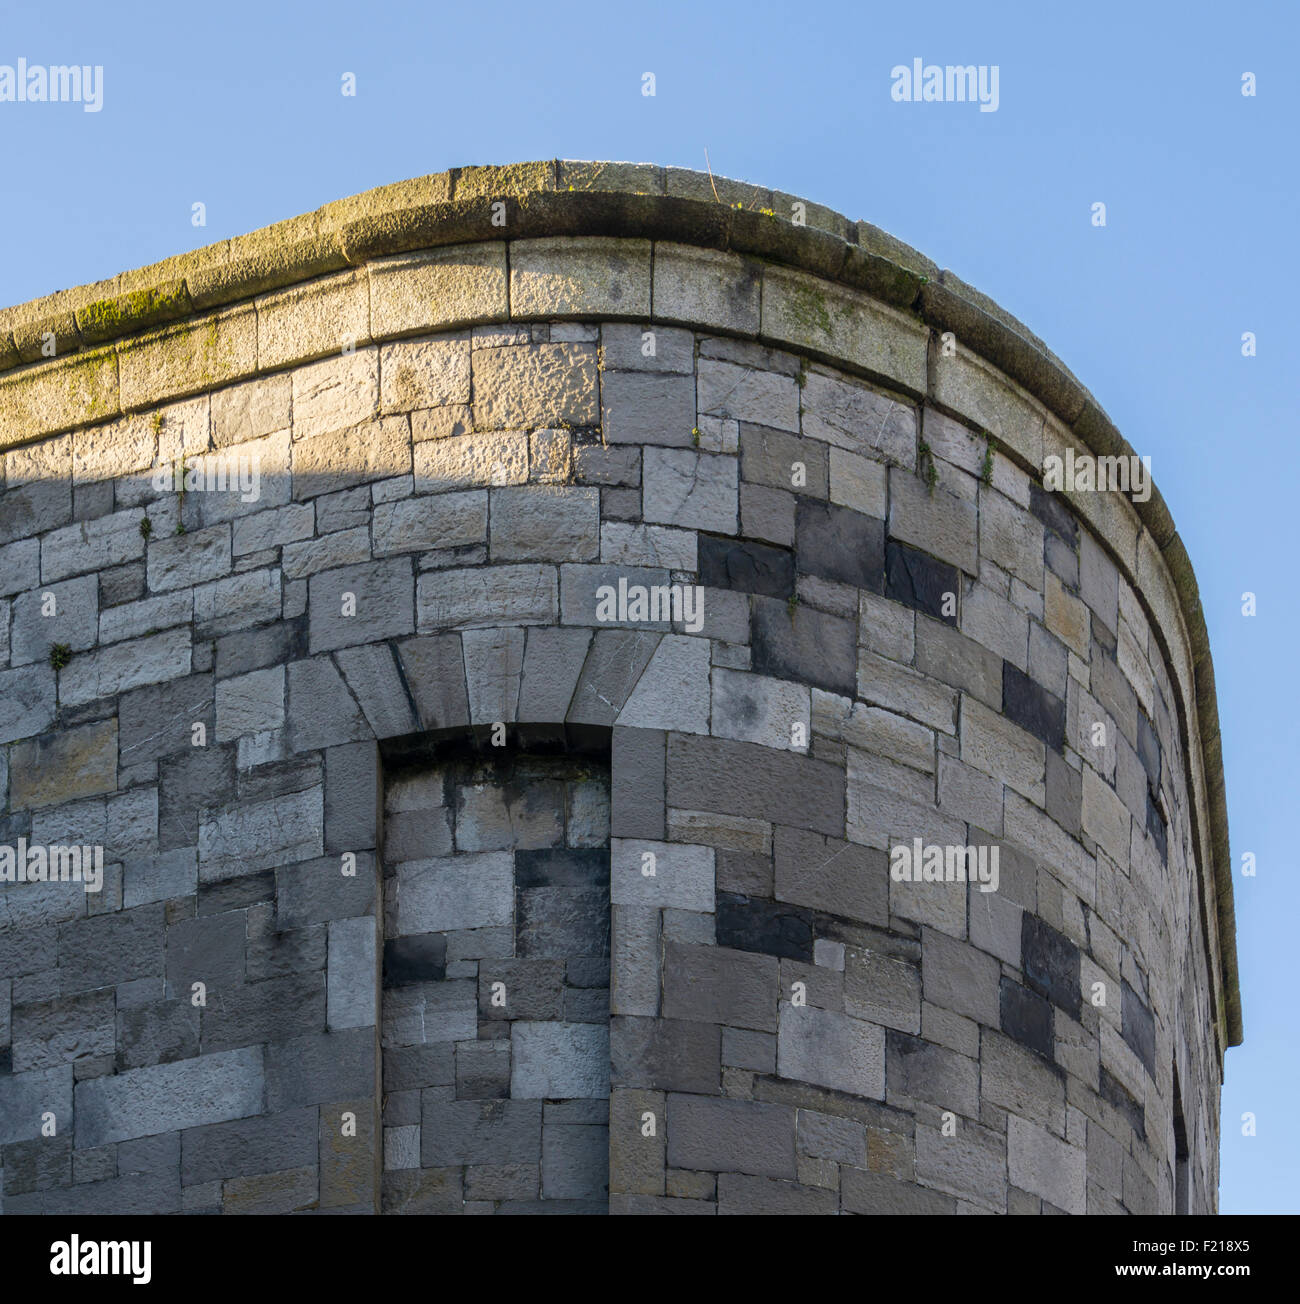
[
  {"left": 891, "top": 59, "right": 999, "bottom": 113},
  {"left": 890, "top": 838, "right": 1000, "bottom": 893},
  {"left": 595, "top": 578, "right": 704, "bottom": 633},
  {"left": 153, "top": 452, "right": 261, "bottom": 502},
  {"left": 0, "top": 840, "right": 104, "bottom": 893},
  {"left": 0, "top": 59, "right": 103, "bottom": 112},
  {"left": 1043, "top": 448, "right": 1152, "bottom": 503}
]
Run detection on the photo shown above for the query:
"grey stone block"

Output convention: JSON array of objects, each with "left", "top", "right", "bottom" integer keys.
[
  {"left": 662, "top": 941, "right": 778, "bottom": 1032},
  {"left": 567, "top": 629, "right": 660, "bottom": 724},
  {"left": 774, "top": 825, "right": 888, "bottom": 927},
  {"left": 334, "top": 643, "right": 419, "bottom": 738},
  {"left": 610, "top": 727, "right": 664, "bottom": 839},
  {"left": 611, "top": 1016, "right": 720, "bottom": 1095},
  {"left": 10, "top": 989, "right": 115, "bottom": 1072},
  {"left": 9, "top": 574, "right": 98, "bottom": 666},
  {"left": 0, "top": 1065, "right": 74, "bottom": 1145},
  {"left": 462, "top": 626, "right": 526, "bottom": 722},
  {"left": 396, "top": 852, "right": 513, "bottom": 933},
  {"left": 921, "top": 927, "right": 1000, "bottom": 1027},
  {"left": 165, "top": 910, "right": 245, "bottom": 995},
  {"left": 198, "top": 785, "right": 323, "bottom": 881},
  {"left": 421, "top": 1098, "right": 542, "bottom": 1167},
  {"left": 58, "top": 905, "right": 166, "bottom": 994},
  {"left": 666, "top": 1094, "right": 795, "bottom": 1179},
  {"left": 74, "top": 1047, "right": 264, "bottom": 1147},
  {"left": 518, "top": 626, "right": 591, "bottom": 722},
  {"left": 397, "top": 634, "right": 469, "bottom": 730},
  {"left": 541, "top": 1123, "right": 608, "bottom": 1200},
  {"left": 511, "top": 1022, "right": 609, "bottom": 1099},
  {"left": 777, "top": 1005, "right": 884, "bottom": 1099},
  {"left": 328, "top": 917, "right": 377, "bottom": 1030},
  {"left": 115, "top": 999, "right": 201, "bottom": 1070},
  {"left": 751, "top": 596, "right": 856, "bottom": 697},
  {"left": 666, "top": 734, "right": 844, "bottom": 838},
  {"left": 602, "top": 368, "right": 696, "bottom": 447},
  {"left": 491, "top": 486, "right": 600, "bottom": 562},
  {"left": 840, "top": 1167, "right": 955, "bottom": 1214},
  {"left": 309, "top": 557, "right": 414, "bottom": 653},
  {"left": 716, "top": 1171, "right": 837, "bottom": 1214},
  {"left": 265, "top": 1028, "right": 376, "bottom": 1110}
]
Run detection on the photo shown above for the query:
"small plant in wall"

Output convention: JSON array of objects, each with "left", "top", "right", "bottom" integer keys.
[
  {"left": 49, "top": 643, "right": 72, "bottom": 671},
  {"left": 139, "top": 514, "right": 153, "bottom": 540},
  {"left": 691, "top": 426, "right": 701, "bottom": 448},
  {"left": 918, "top": 439, "right": 939, "bottom": 494},
  {"left": 981, "top": 435, "right": 996, "bottom": 486}
]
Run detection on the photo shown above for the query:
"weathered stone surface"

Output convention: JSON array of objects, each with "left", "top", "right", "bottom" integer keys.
[
  {"left": 642, "top": 448, "right": 738, "bottom": 534},
  {"left": 10, "top": 717, "right": 117, "bottom": 810},
  {"left": 511, "top": 1021, "right": 609, "bottom": 1099},
  {"left": 666, "top": 1095, "right": 796, "bottom": 1179},
  {"left": 472, "top": 343, "right": 599, "bottom": 429},
  {"left": 75, "top": 1047, "right": 264, "bottom": 1146},
  {"left": 778, "top": 1005, "right": 884, "bottom": 1100},
  {"left": 309, "top": 557, "right": 414, "bottom": 652}
]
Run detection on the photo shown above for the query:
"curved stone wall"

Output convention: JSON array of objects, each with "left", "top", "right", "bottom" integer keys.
[{"left": 0, "top": 162, "right": 1236, "bottom": 1215}]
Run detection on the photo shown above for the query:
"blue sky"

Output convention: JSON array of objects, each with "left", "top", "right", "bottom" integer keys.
[{"left": 1, "top": 0, "right": 1294, "bottom": 1213}]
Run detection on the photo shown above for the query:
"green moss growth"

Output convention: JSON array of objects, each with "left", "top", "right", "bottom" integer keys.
[
  {"left": 786, "top": 282, "right": 832, "bottom": 338},
  {"left": 980, "top": 437, "right": 995, "bottom": 486},
  {"left": 49, "top": 643, "right": 72, "bottom": 670},
  {"left": 139, "top": 515, "right": 153, "bottom": 540}
]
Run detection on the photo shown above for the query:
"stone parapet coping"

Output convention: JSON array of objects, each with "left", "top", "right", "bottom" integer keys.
[{"left": 0, "top": 159, "right": 1241, "bottom": 1049}]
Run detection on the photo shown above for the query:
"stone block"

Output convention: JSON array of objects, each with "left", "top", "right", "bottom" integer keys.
[
  {"left": 308, "top": 557, "right": 414, "bottom": 653},
  {"left": 662, "top": 941, "right": 777, "bottom": 1032},
  {"left": 665, "top": 1095, "right": 795, "bottom": 1179},
  {"left": 74, "top": 1047, "right": 263, "bottom": 1147},
  {"left": 511, "top": 1021, "right": 609, "bottom": 1099},
  {"left": 642, "top": 448, "right": 738, "bottom": 534},
  {"left": 778, "top": 1005, "right": 884, "bottom": 1100},
  {"left": 472, "top": 343, "right": 598, "bottom": 430}
]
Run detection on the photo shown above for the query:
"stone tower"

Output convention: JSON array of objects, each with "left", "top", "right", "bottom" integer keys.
[{"left": 0, "top": 162, "right": 1239, "bottom": 1215}]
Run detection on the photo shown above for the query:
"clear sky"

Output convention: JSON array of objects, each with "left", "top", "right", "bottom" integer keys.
[{"left": 1, "top": 0, "right": 1294, "bottom": 1214}]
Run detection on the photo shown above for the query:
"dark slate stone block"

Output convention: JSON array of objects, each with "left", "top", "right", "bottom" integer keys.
[
  {"left": 795, "top": 500, "right": 885, "bottom": 591},
  {"left": 716, "top": 892, "right": 815, "bottom": 963},
  {"left": 1146, "top": 790, "right": 1168, "bottom": 864},
  {"left": 1029, "top": 483, "right": 1077, "bottom": 544},
  {"left": 214, "top": 617, "right": 307, "bottom": 680},
  {"left": 567, "top": 956, "right": 609, "bottom": 988},
  {"left": 1003, "top": 663, "right": 1065, "bottom": 753},
  {"left": 885, "top": 540, "right": 959, "bottom": 625},
  {"left": 751, "top": 596, "right": 856, "bottom": 697},
  {"left": 1099, "top": 1064, "right": 1145, "bottom": 1141},
  {"left": 198, "top": 870, "right": 274, "bottom": 915},
  {"left": 99, "top": 561, "right": 146, "bottom": 608},
  {"left": 1020, "top": 914, "right": 1080, "bottom": 1019},
  {"left": 698, "top": 534, "right": 794, "bottom": 599},
  {"left": 383, "top": 934, "right": 447, "bottom": 987},
  {"left": 1121, "top": 979, "right": 1157, "bottom": 1079},
  {"left": 1136, "top": 711, "right": 1162, "bottom": 786},
  {"left": 999, "top": 977, "right": 1054, "bottom": 1059},
  {"left": 454, "top": 1040, "right": 511, "bottom": 1100},
  {"left": 517, "top": 887, "right": 609, "bottom": 960},
  {"left": 515, "top": 847, "right": 609, "bottom": 889},
  {"left": 159, "top": 745, "right": 238, "bottom": 852}
]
